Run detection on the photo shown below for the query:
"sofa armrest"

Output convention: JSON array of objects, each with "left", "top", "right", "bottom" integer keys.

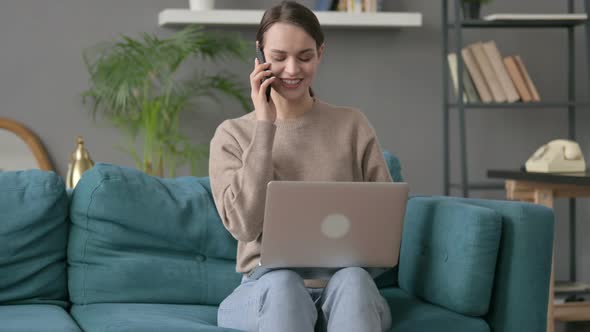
[{"left": 401, "top": 196, "right": 553, "bottom": 332}]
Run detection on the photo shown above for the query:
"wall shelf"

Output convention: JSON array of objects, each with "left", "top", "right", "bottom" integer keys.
[
  {"left": 158, "top": 9, "right": 422, "bottom": 28},
  {"left": 448, "top": 101, "right": 590, "bottom": 109}
]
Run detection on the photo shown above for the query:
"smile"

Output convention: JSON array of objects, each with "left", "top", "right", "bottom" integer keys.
[{"left": 280, "top": 78, "right": 303, "bottom": 88}]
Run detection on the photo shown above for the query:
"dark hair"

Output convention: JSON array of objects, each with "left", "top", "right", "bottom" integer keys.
[
  {"left": 256, "top": 1, "right": 324, "bottom": 49},
  {"left": 256, "top": 1, "right": 324, "bottom": 97}
]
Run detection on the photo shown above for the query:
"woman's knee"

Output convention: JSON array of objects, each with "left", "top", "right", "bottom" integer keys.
[
  {"left": 331, "top": 267, "right": 374, "bottom": 288},
  {"left": 258, "top": 270, "right": 317, "bottom": 321},
  {"left": 259, "top": 270, "right": 310, "bottom": 301},
  {"left": 326, "top": 267, "right": 381, "bottom": 299}
]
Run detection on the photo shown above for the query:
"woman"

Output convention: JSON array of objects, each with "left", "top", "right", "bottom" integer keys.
[{"left": 209, "top": 2, "right": 393, "bottom": 331}]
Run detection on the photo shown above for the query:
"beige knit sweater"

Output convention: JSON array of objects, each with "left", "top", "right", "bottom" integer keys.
[{"left": 208, "top": 99, "right": 393, "bottom": 274}]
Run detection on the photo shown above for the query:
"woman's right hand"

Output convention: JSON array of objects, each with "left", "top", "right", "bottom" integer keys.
[{"left": 250, "top": 58, "right": 277, "bottom": 123}]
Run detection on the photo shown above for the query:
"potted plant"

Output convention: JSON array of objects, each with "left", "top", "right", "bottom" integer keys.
[
  {"left": 461, "top": 0, "right": 493, "bottom": 19},
  {"left": 82, "top": 26, "right": 250, "bottom": 177},
  {"left": 189, "top": 0, "right": 215, "bottom": 10}
]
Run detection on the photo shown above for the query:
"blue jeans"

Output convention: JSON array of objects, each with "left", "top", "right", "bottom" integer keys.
[{"left": 217, "top": 267, "right": 392, "bottom": 332}]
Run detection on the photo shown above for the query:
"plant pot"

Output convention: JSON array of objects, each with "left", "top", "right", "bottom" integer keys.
[
  {"left": 189, "top": 0, "right": 215, "bottom": 10},
  {"left": 144, "top": 159, "right": 163, "bottom": 177},
  {"left": 461, "top": 2, "right": 481, "bottom": 20}
]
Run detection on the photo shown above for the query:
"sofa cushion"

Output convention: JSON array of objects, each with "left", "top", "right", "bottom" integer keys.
[
  {"left": 398, "top": 198, "right": 502, "bottom": 316},
  {"left": 380, "top": 287, "right": 489, "bottom": 332},
  {"left": 68, "top": 163, "right": 241, "bottom": 306},
  {"left": 0, "top": 304, "right": 81, "bottom": 332},
  {"left": 433, "top": 197, "right": 553, "bottom": 332},
  {"left": 0, "top": 170, "right": 69, "bottom": 307},
  {"left": 70, "top": 303, "right": 239, "bottom": 332}
]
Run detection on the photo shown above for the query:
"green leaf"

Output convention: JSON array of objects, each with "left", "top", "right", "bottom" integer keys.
[{"left": 82, "top": 26, "right": 249, "bottom": 177}]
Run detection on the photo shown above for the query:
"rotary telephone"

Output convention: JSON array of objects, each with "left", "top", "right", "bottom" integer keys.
[{"left": 525, "top": 139, "right": 586, "bottom": 173}]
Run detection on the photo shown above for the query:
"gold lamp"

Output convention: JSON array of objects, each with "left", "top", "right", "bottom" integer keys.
[{"left": 66, "top": 136, "right": 94, "bottom": 189}]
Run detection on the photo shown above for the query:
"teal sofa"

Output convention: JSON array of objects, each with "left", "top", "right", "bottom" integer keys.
[{"left": 0, "top": 153, "right": 554, "bottom": 332}]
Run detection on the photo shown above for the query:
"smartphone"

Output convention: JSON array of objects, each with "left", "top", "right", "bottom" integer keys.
[{"left": 255, "top": 46, "right": 272, "bottom": 101}]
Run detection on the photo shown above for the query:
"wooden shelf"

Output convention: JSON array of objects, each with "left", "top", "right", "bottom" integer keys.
[
  {"left": 554, "top": 302, "right": 590, "bottom": 322},
  {"left": 158, "top": 9, "right": 423, "bottom": 28}
]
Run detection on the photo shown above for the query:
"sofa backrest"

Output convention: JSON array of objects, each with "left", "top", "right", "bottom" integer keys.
[
  {"left": 0, "top": 170, "right": 69, "bottom": 308},
  {"left": 68, "top": 163, "right": 241, "bottom": 306},
  {"left": 398, "top": 197, "right": 502, "bottom": 316},
  {"left": 68, "top": 152, "right": 403, "bottom": 305},
  {"left": 383, "top": 150, "right": 403, "bottom": 182}
]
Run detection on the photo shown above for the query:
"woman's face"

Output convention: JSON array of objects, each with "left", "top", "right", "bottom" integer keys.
[{"left": 262, "top": 22, "right": 324, "bottom": 101}]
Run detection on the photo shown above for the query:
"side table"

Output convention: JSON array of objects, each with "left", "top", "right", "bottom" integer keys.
[{"left": 488, "top": 169, "right": 590, "bottom": 332}]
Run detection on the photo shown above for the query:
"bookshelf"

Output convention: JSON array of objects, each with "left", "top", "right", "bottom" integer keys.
[
  {"left": 442, "top": 2, "right": 588, "bottom": 196},
  {"left": 442, "top": 0, "right": 589, "bottom": 331},
  {"left": 158, "top": 9, "right": 422, "bottom": 28}
]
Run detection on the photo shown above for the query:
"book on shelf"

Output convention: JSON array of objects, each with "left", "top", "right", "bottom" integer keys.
[
  {"left": 457, "top": 40, "right": 541, "bottom": 104},
  {"left": 333, "top": 0, "right": 383, "bottom": 13},
  {"left": 461, "top": 47, "right": 493, "bottom": 103},
  {"left": 503, "top": 56, "right": 532, "bottom": 102},
  {"left": 349, "top": 0, "right": 363, "bottom": 13},
  {"left": 448, "top": 52, "right": 480, "bottom": 103},
  {"left": 482, "top": 41, "right": 520, "bottom": 102},
  {"left": 469, "top": 42, "right": 507, "bottom": 103},
  {"left": 360, "top": 0, "right": 377, "bottom": 12}
]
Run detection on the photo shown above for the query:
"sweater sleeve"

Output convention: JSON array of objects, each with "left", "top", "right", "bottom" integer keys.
[
  {"left": 357, "top": 112, "right": 393, "bottom": 183},
  {"left": 208, "top": 120, "right": 276, "bottom": 242}
]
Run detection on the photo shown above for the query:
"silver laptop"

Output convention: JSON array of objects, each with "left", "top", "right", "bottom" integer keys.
[{"left": 253, "top": 181, "right": 408, "bottom": 278}]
